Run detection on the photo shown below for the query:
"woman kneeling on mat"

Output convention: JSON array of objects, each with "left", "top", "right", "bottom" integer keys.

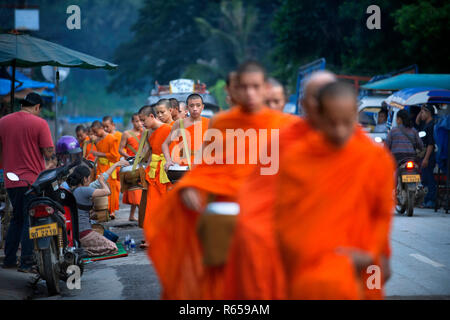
[{"left": 67, "top": 166, "right": 118, "bottom": 257}]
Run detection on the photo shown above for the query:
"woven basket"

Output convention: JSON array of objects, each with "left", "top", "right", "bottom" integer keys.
[
  {"left": 93, "top": 196, "right": 108, "bottom": 211},
  {"left": 92, "top": 224, "right": 105, "bottom": 235},
  {"left": 94, "top": 210, "right": 110, "bottom": 222}
]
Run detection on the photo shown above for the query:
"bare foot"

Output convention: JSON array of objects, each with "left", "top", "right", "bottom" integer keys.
[{"left": 128, "top": 217, "right": 138, "bottom": 222}]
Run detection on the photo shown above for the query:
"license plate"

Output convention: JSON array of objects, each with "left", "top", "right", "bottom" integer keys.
[
  {"left": 29, "top": 223, "right": 58, "bottom": 239},
  {"left": 402, "top": 174, "right": 421, "bottom": 183}
]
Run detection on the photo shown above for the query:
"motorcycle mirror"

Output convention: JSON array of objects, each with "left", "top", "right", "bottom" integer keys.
[
  {"left": 419, "top": 131, "right": 426, "bottom": 138},
  {"left": 6, "top": 172, "right": 19, "bottom": 182}
]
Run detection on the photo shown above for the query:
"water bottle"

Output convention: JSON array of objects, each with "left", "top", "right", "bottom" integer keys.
[
  {"left": 130, "top": 239, "right": 136, "bottom": 254},
  {"left": 124, "top": 235, "right": 131, "bottom": 251}
]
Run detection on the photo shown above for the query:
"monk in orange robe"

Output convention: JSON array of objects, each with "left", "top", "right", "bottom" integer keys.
[
  {"left": 154, "top": 99, "right": 174, "bottom": 125},
  {"left": 224, "top": 71, "right": 338, "bottom": 300},
  {"left": 144, "top": 61, "right": 297, "bottom": 299},
  {"left": 162, "top": 94, "right": 210, "bottom": 169},
  {"left": 231, "top": 81, "right": 395, "bottom": 300},
  {"left": 138, "top": 105, "right": 172, "bottom": 240},
  {"left": 76, "top": 125, "right": 96, "bottom": 162},
  {"left": 119, "top": 113, "right": 144, "bottom": 221},
  {"left": 103, "top": 116, "right": 123, "bottom": 217},
  {"left": 90, "top": 120, "right": 121, "bottom": 216}
]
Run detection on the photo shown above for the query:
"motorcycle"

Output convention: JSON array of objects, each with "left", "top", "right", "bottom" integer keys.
[
  {"left": 0, "top": 169, "right": 12, "bottom": 250},
  {"left": 395, "top": 159, "right": 425, "bottom": 217},
  {"left": 6, "top": 160, "right": 86, "bottom": 295}
]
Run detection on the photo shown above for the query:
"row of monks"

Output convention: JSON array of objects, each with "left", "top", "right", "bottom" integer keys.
[{"left": 80, "top": 61, "right": 396, "bottom": 300}]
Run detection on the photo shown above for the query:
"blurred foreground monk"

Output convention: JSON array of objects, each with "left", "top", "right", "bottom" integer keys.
[
  {"left": 90, "top": 120, "right": 121, "bottom": 215},
  {"left": 224, "top": 70, "right": 337, "bottom": 299},
  {"left": 119, "top": 113, "right": 144, "bottom": 221},
  {"left": 227, "top": 81, "right": 395, "bottom": 300},
  {"left": 144, "top": 61, "right": 297, "bottom": 299}
]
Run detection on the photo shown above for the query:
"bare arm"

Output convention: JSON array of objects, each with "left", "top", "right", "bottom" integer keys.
[
  {"left": 162, "top": 121, "right": 180, "bottom": 170},
  {"left": 105, "top": 159, "right": 129, "bottom": 176},
  {"left": 119, "top": 132, "right": 129, "bottom": 158},
  {"left": 42, "top": 147, "right": 57, "bottom": 169},
  {"left": 92, "top": 175, "right": 111, "bottom": 198}
]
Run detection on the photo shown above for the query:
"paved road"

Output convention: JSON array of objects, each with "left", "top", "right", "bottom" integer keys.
[
  {"left": 1, "top": 205, "right": 449, "bottom": 300},
  {"left": 385, "top": 208, "right": 450, "bottom": 299}
]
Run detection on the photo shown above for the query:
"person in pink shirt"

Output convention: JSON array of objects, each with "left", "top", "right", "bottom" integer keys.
[{"left": 0, "top": 92, "right": 55, "bottom": 273}]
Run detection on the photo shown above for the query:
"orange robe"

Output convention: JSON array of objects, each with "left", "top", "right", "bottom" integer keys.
[
  {"left": 142, "top": 124, "right": 172, "bottom": 230},
  {"left": 95, "top": 134, "right": 121, "bottom": 214},
  {"left": 107, "top": 131, "right": 122, "bottom": 213},
  {"left": 170, "top": 117, "right": 210, "bottom": 166},
  {"left": 269, "top": 127, "right": 394, "bottom": 299},
  {"left": 223, "top": 118, "right": 311, "bottom": 300},
  {"left": 82, "top": 137, "right": 97, "bottom": 162},
  {"left": 144, "top": 106, "right": 296, "bottom": 299},
  {"left": 123, "top": 131, "right": 143, "bottom": 206}
]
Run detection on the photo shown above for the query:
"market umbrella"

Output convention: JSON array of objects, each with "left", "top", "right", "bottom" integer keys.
[{"left": 0, "top": 32, "right": 118, "bottom": 115}]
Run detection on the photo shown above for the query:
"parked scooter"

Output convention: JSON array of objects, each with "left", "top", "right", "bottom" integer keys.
[
  {"left": 0, "top": 169, "right": 11, "bottom": 250},
  {"left": 6, "top": 160, "right": 86, "bottom": 295},
  {"left": 395, "top": 159, "right": 426, "bottom": 217}
]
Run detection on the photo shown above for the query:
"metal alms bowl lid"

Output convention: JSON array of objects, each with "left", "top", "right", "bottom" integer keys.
[
  {"left": 168, "top": 164, "right": 189, "bottom": 171},
  {"left": 120, "top": 164, "right": 145, "bottom": 172},
  {"left": 205, "top": 202, "right": 240, "bottom": 216}
]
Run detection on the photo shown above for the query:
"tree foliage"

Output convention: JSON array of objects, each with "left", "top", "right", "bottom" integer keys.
[{"left": 271, "top": 0, "right": 450, "bottom": 90}]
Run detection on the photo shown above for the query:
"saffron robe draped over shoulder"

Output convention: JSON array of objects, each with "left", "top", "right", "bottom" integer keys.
[
  {"left": 95, "top": 134, "right": 121, "bottom": 214},
  {"left": 143, "top": 106, "right": 297, "bottom": 299},
  {"left": 170, "top": 117, "right": 210, "bottom": 166},
  {"left": 141, "top": 124, "right": 172, "bottom": 230},
  {"left": 82, "top": 137, "right": 96, "bottom": 162},
  {"left": 223, "top": 118, "right": 311, "bottom": 300},
  {"left": 273, "top": 127, "right": 394, "bottom": 299}
]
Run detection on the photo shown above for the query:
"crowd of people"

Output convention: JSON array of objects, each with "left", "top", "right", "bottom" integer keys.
[{"left": 0, "top": 59, "right": 440, "bottom": 299}]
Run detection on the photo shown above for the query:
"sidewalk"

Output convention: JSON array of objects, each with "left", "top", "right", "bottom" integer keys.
[{"left": 0, "top": 202, "right": 137, "bottom": 300}]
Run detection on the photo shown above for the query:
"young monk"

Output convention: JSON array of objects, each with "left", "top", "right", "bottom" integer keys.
[
  {"left": 143, "top": 61, "right": 297, "bottom": 299},
  {"left": 162, "top": 94, "right": 210, "bottom": 169},
  {"left": 90, "top": 120, "right": 121, "bottom": 217},
  {"left": 119, "top": 113, "right": 144, "bottom": 222},
  {"left": 154, "top": 99, "right": 174, "bottom": 126},
  {"left": 179, "top": 102, "right": 188, "bottom": 119},
  {"left": 231, "top": 81, "right": 395, "bottom": 300},
  {"left": 102, "top": 116, "right": 123, "bottom": 217},
  {"left": 225, "top": 71, "right": 239, "bottom": 108},
  {"left": 266, "top": 78, "right": 287, "bottom": 112},
  {"left": 169, "top": 98, "right": 181, "bottom": 121},
  {"left": 76, "top": 125, "right": 96, "bottom": 162},
  {"left": 138, "top": 105, "right": 172, "bottom": 247}
]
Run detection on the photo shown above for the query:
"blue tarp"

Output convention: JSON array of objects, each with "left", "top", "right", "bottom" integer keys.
[
  {"left": 66, "top": 116, "right": 123, "bottom": 124},
  {"left": 0, "top": 77, "right": 19, "bottom": 95},
  {"left": 11, "top": 69, "right": 55, "bottom": 91}
]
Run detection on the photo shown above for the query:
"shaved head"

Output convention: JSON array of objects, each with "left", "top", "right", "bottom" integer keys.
[
  {"left": 266, "top": 77, "right": 287, "bottom": 112},
  {"left": 301, "top": 70, "right": 337, "bottom": 127}
]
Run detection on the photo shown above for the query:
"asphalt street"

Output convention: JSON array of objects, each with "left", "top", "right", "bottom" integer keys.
[{"left": 0, "top": 204, "right": 449, "bottom": 300}]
